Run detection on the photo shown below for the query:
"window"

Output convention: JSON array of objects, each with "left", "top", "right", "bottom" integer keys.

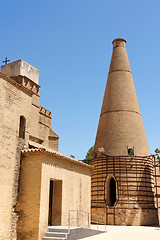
[
  {"left": 19, "top": 116, "right": 26, "bottom": 139},
  {"left": 128, "top": 148, "right": 134, "bottom": 157}
]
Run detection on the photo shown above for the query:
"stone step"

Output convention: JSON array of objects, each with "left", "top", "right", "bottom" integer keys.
[
  {"left": 43, "top": 226, "right": 106, "bottom": 240},
  {"left": 45, "top": 232, "right": 67, "bottom": 238},
  {"left": 42, "top": 236, "right": 66, "bottom": 240},
  {"left": 48, "top": 227, "right": 68, "bottom": 233}
]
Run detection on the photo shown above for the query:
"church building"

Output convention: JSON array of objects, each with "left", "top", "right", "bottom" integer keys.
[{"left": 0, "top": 60, "right": 91, "bottom": 240}]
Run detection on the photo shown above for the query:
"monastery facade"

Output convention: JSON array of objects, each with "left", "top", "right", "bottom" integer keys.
[{"left": 0, "top": 60, "right": 91, "bottom": 240}]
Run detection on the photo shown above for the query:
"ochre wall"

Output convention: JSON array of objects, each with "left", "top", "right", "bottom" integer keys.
[
  {"left": 17, "top": 152, "right": 91, "bottom": 240},
  {"left": 16, "top": 155, "right": 42, "bottom": 240},
  {"left": 153, "top": 158, "right": 160, "bottom": 223},
  {"left": 0, "top": 75, "right": 32, "bottom": 240},
  {"left": 0, "top": 71, "right": 59, "bottom": 239}
]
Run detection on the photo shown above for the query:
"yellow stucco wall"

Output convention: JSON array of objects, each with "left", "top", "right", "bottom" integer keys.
[{"left": 17, "top": 151, "right": 91, "bottom": 240}]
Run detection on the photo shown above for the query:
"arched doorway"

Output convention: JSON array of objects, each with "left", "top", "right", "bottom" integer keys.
[
  {"left": 110, "top": 177, "right": 116, "bottom": 207},
  {"left": 105, "top": 175, "right": 117, "bottom": 207}
]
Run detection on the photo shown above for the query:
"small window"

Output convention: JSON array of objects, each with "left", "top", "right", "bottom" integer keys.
[
  {"left": 19, "top": 116, "right": 26, "bottom": 139},
  {"left": 128, "top": 148, "right": 134, "bottom": 157}
]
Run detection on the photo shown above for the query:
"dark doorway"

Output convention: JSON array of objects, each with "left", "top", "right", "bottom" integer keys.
[
  {"left": 110, "top": 177, "right": 116, "bottom": 207},
  {"left": 48, "top": 180, "right": 62, "bottom": 226},
  {"left": 48, "top": 180, "right": 53, "bottom": 226}
]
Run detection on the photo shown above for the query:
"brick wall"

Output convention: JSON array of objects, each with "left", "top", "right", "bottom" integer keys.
[
  {"left": 0, "top": 75, "right": 32, "bottom": 240},
  {"left": 0, "top": 71, "right": 59, "bottom": 239}
]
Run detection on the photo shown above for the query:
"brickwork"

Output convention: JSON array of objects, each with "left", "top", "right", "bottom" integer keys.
[
  {"left": 16, "top": 154, "right": 42, "bottom": 240},
  {"left": 0, "top": 59, "right": 90, "bottom": 240},
  {"left": 92, "top": 38, "right": 159, "bottom": 225},
  {"left": 94, "top": 38, "right": 150, "bottom": 156},
  {"left": 153, "top": 157, "right": 160, "bottom": 223},
  {"left": 0, "top": 74, "right": 32, "bottom": 240},
  {"left": 0, "top": 61, "right": 59, "bottom": 239},
  {"left": 1, "top": 40, "right": 160, "bottom": 240},
  {"left": 91, "top": 155, "right": 159, "bottom": 225},
  {"left": 91, "top": 207, "right": 158, "bottom": 226}
]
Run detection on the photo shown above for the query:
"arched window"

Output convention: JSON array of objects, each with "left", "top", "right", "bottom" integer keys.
[
  {"left": 105, "top": 175, "right": 117, "bottom": 207},
  {"left": 19, "top": 116, "right": 26, "bottom": 139}
]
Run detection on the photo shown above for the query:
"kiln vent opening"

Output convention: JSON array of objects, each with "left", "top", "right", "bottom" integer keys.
[{"left": 109, "top": 177, "right": 116, "bottom": 207}]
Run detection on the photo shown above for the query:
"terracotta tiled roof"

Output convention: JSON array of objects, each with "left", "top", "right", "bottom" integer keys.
[{"left": 22, "top": 148, "right": 92, "bottom": 168}]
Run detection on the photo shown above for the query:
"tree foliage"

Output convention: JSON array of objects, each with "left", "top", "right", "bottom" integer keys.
[{"left": 82, "top": 146, "right": 94, "bottom": 165}]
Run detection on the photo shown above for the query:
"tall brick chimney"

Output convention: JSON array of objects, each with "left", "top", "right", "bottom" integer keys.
[
  {"left": 91, "top": 38, "right": 158, "bottom": 226},
  {"left": 94, "top": 38, "right": 150, "bottom": 156}
]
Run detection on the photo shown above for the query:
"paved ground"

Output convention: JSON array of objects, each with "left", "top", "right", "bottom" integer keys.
[{"left": 83, "top": 225, "right": 160, "bottom": 240}]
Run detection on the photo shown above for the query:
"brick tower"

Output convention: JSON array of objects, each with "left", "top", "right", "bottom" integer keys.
[{"left": 91, "top": 38, "right": 159, "bottom": 225}]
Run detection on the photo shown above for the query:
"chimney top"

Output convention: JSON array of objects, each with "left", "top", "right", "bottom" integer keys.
[{"left": 112, "top": 38, "right": 126, "bottom": 48}]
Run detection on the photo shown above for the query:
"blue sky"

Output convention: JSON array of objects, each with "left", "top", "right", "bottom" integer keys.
[{"left": 1, "top": 0, "right": 160, "bottom": 159}]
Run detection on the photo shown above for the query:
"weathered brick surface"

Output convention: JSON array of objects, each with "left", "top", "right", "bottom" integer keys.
[
  {"left": 94, "top": 38, "right": 150, "bottom": 156},
  {"left": 91, "top": 207, "right": 158, "bottom": 225},
  {"left": 92, "top": 38, "right": 159, "bottom": 225},
  {"left": 0, "top": 75, "right": 32, "bottom": 240},
  {"left": 0, "top": 61, "right": 59, "bottom": 239},
  {"left": 153, "top": 157, "right": 160, "bottom": 223},
  {"left": 91, "top": 155, "right": 159, "bottom": 225}
]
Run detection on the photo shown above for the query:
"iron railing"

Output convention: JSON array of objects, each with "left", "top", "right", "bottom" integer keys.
[{"left": 67, "top": 209, "right": 106, "bottom": 233}]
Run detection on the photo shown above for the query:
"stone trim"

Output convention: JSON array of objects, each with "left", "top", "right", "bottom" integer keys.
[
  {"left": 48, "top": 135, "right": 59, "bottom": 140},
  {"left": 29, "top": 136, "right": 44, "bottom": 144},
  {"left": 39, "top": 106, "right": 52, "bottom": 119},
  {"left": 32, "top": 102, "right": 40, "bottom": 108},
  {"left": 0, "top": 72, "right": 33, "bottom": 97},
  {"left": 12, "top": 76, "right": 40, "bottom": 96},
  {"left": 108, "top": 69, "right": 132, "bottom": 74},
  {"left": 2, "top": 59, "right": 39, "bottom": 71},
  {"left": 101, "top": 109, "right": 141, "bottom": 117},
  {"left": 39, "top": 121, "right": 50, "bottom": 128}
]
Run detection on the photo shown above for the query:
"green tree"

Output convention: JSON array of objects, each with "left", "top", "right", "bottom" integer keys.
[{"left": 82, "top": 146, "right": 94, "bottom": 165}]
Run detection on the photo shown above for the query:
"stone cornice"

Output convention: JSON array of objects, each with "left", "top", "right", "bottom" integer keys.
[
  {"left": 0, "top": 72, "right": 33, "bottom": 97},
  {"left": 12, "top": 75, "right": 40, "bottom": 96},
  {"left": 39, "top": 106, "right": 52, "bottom": 119}
]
